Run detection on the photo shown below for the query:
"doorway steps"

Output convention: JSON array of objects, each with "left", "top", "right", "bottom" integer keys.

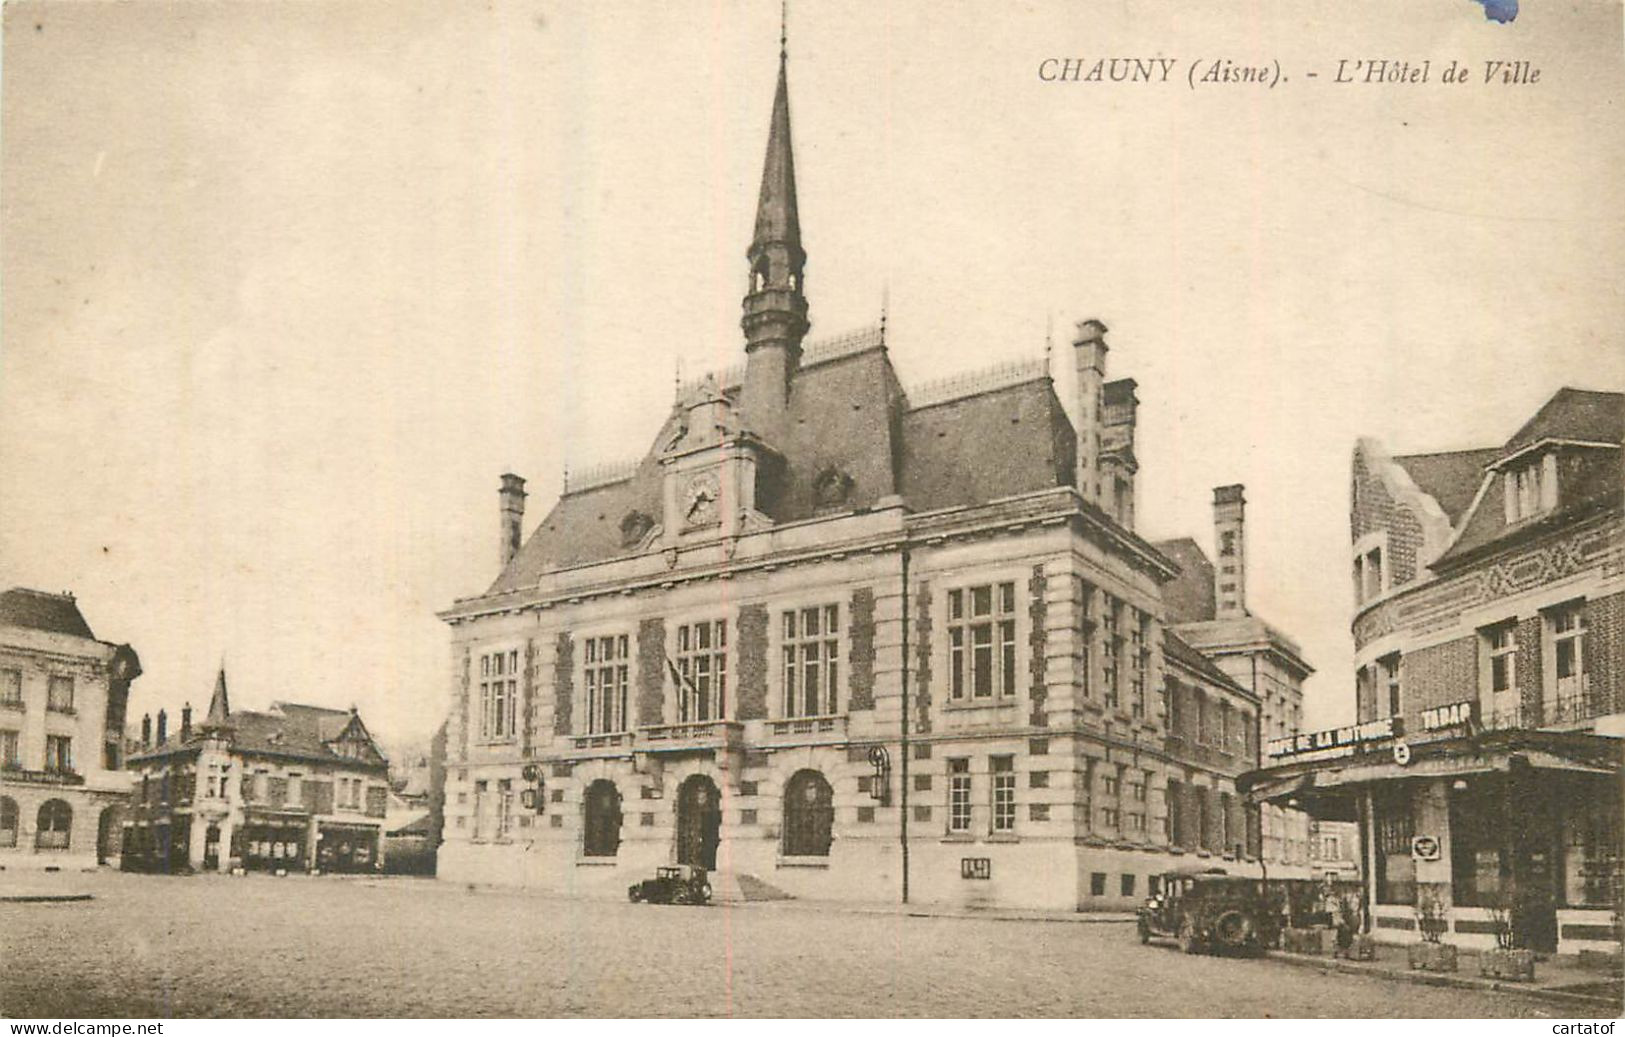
[{"left": 710, "top": 870, "right": 794, "bottom": 903}]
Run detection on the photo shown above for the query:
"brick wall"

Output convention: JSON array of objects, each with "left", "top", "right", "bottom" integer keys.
[
  {"left": 1028, "top": 565, "right": 1047, "bottom": 726},
  {"left": 552, "top": 634, "right": 573, "bottom": 736},
  {"left": 1402, "top": 635, "right": 1476, "bottom": 722},
  {"left": 1350, "top": 447, "right": 1425, "bottom": 587},
  {"left": 636, "top": 619, "right": 665, "bottom": 726},
  {"left": 735, "top": 604, "right": 769, "bottom": 720},
  {"left": 1515, "top": 615, "right": 1543, "bottom": 722},
  {"left": 847, "top": 588, "right": 875, "bottom": 712},
  {"left": 1585, "top": 590, "right": 1624, "bottom": 714}
]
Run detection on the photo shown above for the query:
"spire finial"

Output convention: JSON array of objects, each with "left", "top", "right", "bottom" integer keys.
[
  {"left": 880, "top": 283, "right": 890, "bottom": 341},
  {"left": 780, "top": 0, "right": 788, "bottom": 60},
  {"left": 1044, "top": 311, "right": 1054, "bottom": 373}
]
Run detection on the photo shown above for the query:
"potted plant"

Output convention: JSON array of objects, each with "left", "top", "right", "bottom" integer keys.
[
  {"left": 1479, "top": 881, "right": 1537, "bottom": 981},
  {"left": 1407, "top": 883, "right": 1458, "bottom": 972},
  {"left": 1335, "top": 888, "right": 1376, "bottom": 961}
]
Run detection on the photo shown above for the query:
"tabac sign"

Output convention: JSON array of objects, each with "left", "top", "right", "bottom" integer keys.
[
  {"left": 1420, "top": 701, "right": 1476, "bottom": 733},
  {"left": 1267, "top": 716, "right": 1396, "bottom": 760}
]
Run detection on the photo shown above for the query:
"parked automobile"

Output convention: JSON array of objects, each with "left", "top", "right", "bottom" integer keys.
[
  {"left": 1137, "top": 866, "right": 1281, "bottom": 955},
  {"left": 627, "top": 865, "right": 712, "bottom": 905}
]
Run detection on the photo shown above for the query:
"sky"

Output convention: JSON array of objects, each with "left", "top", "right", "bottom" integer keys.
[{"left": 2, "top": 0, "right": 1622, "bottom": 747}]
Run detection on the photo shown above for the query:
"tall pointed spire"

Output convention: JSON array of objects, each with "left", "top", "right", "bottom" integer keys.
[
  {"left": 203, "top": 665, "right": 232, "bottom": 731},
  {"left": 740, "top": 9, "right": 810, "bottom": 425}
]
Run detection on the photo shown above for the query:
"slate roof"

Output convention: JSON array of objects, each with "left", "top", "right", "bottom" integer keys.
[
  {"left": 486, "top": 342, "right": 1085, "bottom": 594},
  {"left": 0, "top": 588, "right": 96, "bottom": 640},
  {"left": 1152, "top": 537, "right": 1216, "bottom": 624},
  {"left": 1433, "top": 389, "right": 1622, "bottom": 568},
  {"left": 130, "top": 699, "right": 386, "bottom": 770},
  {"left": 1390, "top": 449, "right": 1501, "bottom": 525},
  {"left": 1163, "top": 627, "right": 1253, "bottom": 700}
]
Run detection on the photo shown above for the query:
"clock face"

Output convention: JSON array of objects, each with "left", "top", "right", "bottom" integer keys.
[{"left": 683, "top": 472, "right": 720, "bottom": 525}]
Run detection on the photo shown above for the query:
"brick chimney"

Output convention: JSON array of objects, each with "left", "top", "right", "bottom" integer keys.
[
  {"left": 1213, "top": 484, "right": 1247, "bottom": 618},
  {"left": 499, "top": 473, "right": 527, "bottom": 570},
  {"left": 1071, "top": 319, "right": 1109, "bottom": 504},
  {"left": 180, "top": 702, "right": 192, "bottom": 742},
  {"left": 156, "top": 708, "right": 168, "bottom": 746},
  {"left": 140, "top": 713, "right": 151, "bottom": 748}
]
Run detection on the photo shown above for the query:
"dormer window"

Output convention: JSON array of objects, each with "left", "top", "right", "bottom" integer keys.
[{"left": 1503, "top": 451, "right": 1558, "bottom": 523}]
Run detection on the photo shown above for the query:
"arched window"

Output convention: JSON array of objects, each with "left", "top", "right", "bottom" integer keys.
[
  {"left": 0, "top": 796, "right": 17, "bottom": 848},
  {"left": 782, "top": 770, "right": 834, "bottom": 857},
  {"left": 582, "top": 780, "right": 622, "bottom": 858},
  {"left": 36, "top": 799, "right": 72, "bottom": 850}
]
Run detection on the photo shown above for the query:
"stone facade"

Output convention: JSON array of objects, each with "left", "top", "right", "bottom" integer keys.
[{"left": 0, "top": 588, "right": 140, "bottom": 871}]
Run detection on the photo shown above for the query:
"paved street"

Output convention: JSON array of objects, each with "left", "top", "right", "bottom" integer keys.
[{"left": 0, "top": 872, "right": 1590, "bottom": 1018}]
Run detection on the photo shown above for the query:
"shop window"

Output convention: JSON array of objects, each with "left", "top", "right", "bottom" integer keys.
[
  {"left": 1449, "top": 779, "right": 1508, "bottom": 907},
  {"left": 1564, "top": 785, "right": 1622, "bottom": 909},
  {"left": 1374, "top": 786, "right": 1417, "bottom": 905},
  {"left": 782, "top": 770, "right": 833, "bottom": 856}
]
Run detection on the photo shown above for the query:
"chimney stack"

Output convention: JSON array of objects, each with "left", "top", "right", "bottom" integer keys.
[
  {"left": 1071, "top": 319, "right": 1109, "bottom": 504},
  {"left": 1213, "top": 484, "right": 1247, "bottom": 618},
  {"left": 499, "top": 473, "right": 527, "bottom": 570},
  {"left": 180, "top": 702, "right": 193, "bottom": 742},
  {"left": 1100, "top": 379, "right": 1140, "bottom": 530},
  {"left": 141, "top": 713, "right": 151, "bottom": 748},
  {"left": 156, "top": 708, "right": 168, "bottom": 746}
]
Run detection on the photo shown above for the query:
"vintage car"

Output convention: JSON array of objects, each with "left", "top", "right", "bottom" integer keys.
[
  {"left": 627, "top": 865, "right": 713, "bottom": 905},
  {"left": 1137, "top": 867, "right": 1282, "bottom": 955}
]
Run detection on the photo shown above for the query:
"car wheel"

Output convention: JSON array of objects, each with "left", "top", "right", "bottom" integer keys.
[
  {"left": 1212, "top": 910, "right": 1254, "bottom": 951},
  {"left": 673, "top": 888, "right": 691, "bottom": 905},
  {"left": 628, "top": 887, "right": 641, "bottom": 903},
  {"left": 1178, "top": 916, "right": 1201, "bottom": 955},
  {"left": 698, "top": 883, "right": 712, "bottom": 903}
]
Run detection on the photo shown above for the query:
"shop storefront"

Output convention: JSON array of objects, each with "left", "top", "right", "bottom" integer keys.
[{"left": 1242, "top": 719, "right": 1623, "bottom": 955}]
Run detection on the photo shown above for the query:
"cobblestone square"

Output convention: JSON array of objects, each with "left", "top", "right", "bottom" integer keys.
[{"left": 0, "top": 872, "right": 1589, "bottom": 1018}]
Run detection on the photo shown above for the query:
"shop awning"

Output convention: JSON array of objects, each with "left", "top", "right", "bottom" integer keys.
[{"left": 1238, "top": 727, "right": 1623, "bottom": 808}]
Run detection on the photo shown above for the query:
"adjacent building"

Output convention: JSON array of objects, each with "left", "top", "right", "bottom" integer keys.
[
  {"left": 0, "top": 588, "right": 141, "bottom": 869},
  {"left": 437, "top": 45, "right": 1270, "bottom": 911},
  {"left": 122, "top": 670, "right": 393, "bottom": 874},
  {"left": 1242, "top": 388, "right": 1623, "bottom": 954},
  {"left": 1155, "top": 488, "right": 1317, "bottom": 877}
]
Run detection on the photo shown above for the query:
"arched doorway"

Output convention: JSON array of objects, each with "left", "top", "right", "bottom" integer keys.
[
  {"left": 782, "top": 770, "right": 834, "bottom": 857},
  {"left": 35, "top": 799, "right": 72, "bottom": 851},
  {"left": 97, "top": 805, "right": 126, "bottom": 865},
  {"left": 675, "top": 774, "right": 721, "bottom": 870},
  {"left": 582, "top": 780, "right": 623, "bottom": 858}
]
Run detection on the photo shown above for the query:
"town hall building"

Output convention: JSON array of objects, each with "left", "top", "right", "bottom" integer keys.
[{"left": 438, "top": 42, "right": 1276, "bottom": 910}]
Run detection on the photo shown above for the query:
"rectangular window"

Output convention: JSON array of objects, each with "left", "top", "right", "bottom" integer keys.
[
  {"left": 47, "top": 675, "right": 73, "bottom": 712},
  {"left": 990, "top": 756, "right": 1015, "bottom": 832},
  {"left": 1101, "top": 807, "right": 1120, "bottom": 827},
  {"left": 0, "top": 729, "right": 18, "bottom": 768},
  {"left": 948, "top": 582, "right": 1018, "bottom": 701},
  {"left": 1126, "top": 812, "right": 1145, "bottom": 834},
  {"left": 45, "top": 735, "right": 72, "bottom": 773},
  {"left": 1079, "top": 581, "right": 1094, "bottom": 698},
  {"left": 1103, "top": 772, "right": 1119, "bottom": 797},
  {"left": 497, "top": 779, "right": 514, "bottom": 838},
  {"left": 1365, "top": 547, "right": 1384, "bottom": 601},
  {"left": 1381, "top": 653, "right": 1402, "bottom": 718},
  {"left": 583, "top": 635, "right": 630, "bottom": 733},
  {"left": 478, "top": 649, "right": 520, "bottom": 741},
  {"left": 1547, "top": 602, "right": 1587, "bottom": 707},
  {"left": 780, "top": 607, "right": 836, "bottom": 718},
  {"left": 472, "top": 780, "right": 487, "bottom": 840},
  {"left": 947, "top": 758, "right": 972, "bottom": 833},
  {"left": 1121, "top": 873, "right": 1136, "bottom": 897},
  {"left": 1131, "top": 611, "right": 1150, "bottom": 719},
  {"left": 1101, "top": 595, "right": 1122, "bottom": 709},
  {"left": 0, "top": 669, "right": 20, "bottom": 705},
  {"left": 1128, "top": 778, "right": 1146, "bottom": 802},
  {"left": 678, "top": 618, "right": 729, "bottom": 722},
  {"left": 1090, "top": 872, "right": 1107, "bottom": 896}
]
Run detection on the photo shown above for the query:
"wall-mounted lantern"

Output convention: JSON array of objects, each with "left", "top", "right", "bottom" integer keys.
[{"left": 867, "top": 745, "right": 891, "bottom": 806}]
